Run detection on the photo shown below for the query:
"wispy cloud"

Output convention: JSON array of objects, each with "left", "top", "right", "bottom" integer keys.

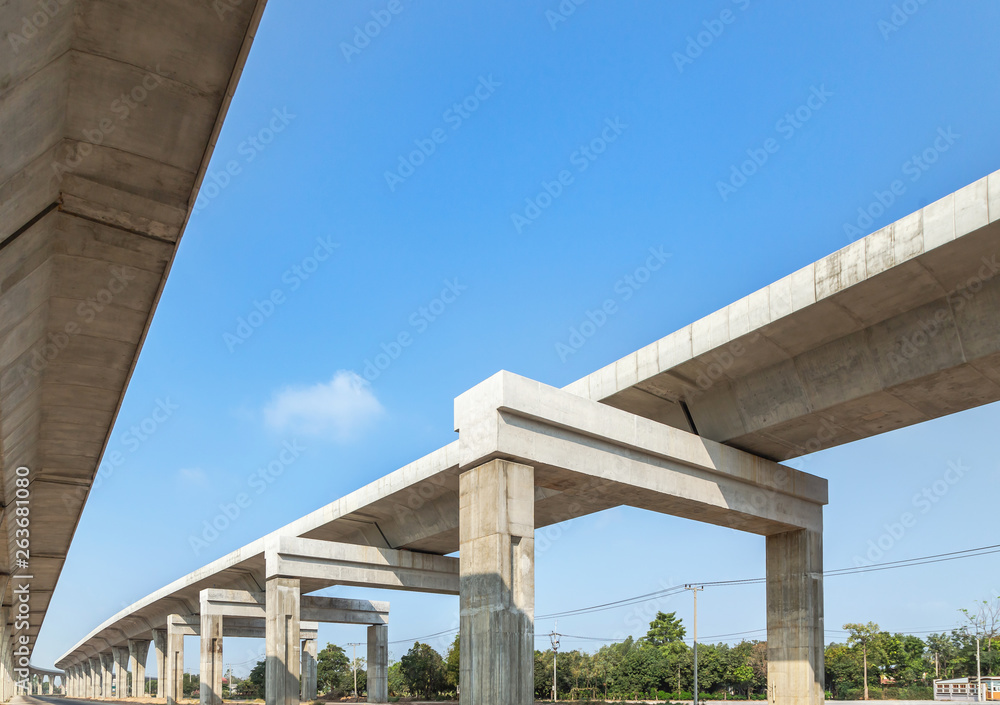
[
  {"left": 263, "top": 370, "right": 383, "bottom": 441},
  {"left": 178, "top": 467, "right": 209, "bottom": 487}
]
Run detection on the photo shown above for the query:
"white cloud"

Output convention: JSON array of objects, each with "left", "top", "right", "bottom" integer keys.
[
  {"left": 263, "top": 370, "right": 383, "bottom": 441},
  {"left": 178, "top": 467, "right": 209, "bottom": 487}
]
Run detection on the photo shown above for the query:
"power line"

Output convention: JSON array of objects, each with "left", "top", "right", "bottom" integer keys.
[{"left": 538, "top": 542, "right": 1000, "bottom": 622}]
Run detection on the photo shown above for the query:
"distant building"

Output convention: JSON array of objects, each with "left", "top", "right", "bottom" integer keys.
[{"left": 934, "top": 676, "right": 1000, "bottom": 701}]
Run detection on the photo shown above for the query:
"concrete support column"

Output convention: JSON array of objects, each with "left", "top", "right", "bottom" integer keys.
[
  {"left": 299, "top": 638, "right": 317, "bottom": 702},
  {"left": 100, "top": 653, "right": 114, "bottom": 698},
  {"left": 165, "top": 617, "right": 185, "bottom": 705},
  {"left": 458, "top": 459, "right": 535, "bottom": 705},
  {"left": 86, "top": 659, "right": 97, "bottom": 698},
  {"left": 766, "top": 528, "right": 824, "bottom": 705},
  {"left": 366, "top": 625, "right": 388, "bottom": 703},
  {"left": 153, "top": 629, "right": 167, "bottom": 699},
  {"left": 200, "top": 613, "right": 224, "bottom": 705},
  {"left": 112, "top": 645, "right": 130, "bottom": 698},
  {"left": 265, "top": 577, "right": 300, "bottom": 705},
  {"left": 129, "top": 638, "right": 151, "bottom": 698}
]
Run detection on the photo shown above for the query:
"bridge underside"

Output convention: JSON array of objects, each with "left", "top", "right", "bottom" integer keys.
[{"left": 0, "top": 0, "right": 268, "bottom": 694}]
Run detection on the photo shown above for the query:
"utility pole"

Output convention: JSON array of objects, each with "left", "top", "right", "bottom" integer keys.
[
  {"left": 686, "top": 585, "right": 703, "bottom": 705},
  {"left": 977, "top": 636, "right": 982, "bottom": 702},
  {"left": 347, "top": 642, "right": 361, "bottom": 701},
  {"left": 550, "top": 623, "right": 561, "bottom": 701}
]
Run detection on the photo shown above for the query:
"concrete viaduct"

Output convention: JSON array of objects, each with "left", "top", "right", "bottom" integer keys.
[
  {"left": 1, "top": 0, "right": 999, "bottom": 702},
  {"left": 49, "top": 171, "right": 1000, "bottom": 704}
]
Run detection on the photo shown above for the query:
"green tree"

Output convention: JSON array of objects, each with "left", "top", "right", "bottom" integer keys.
[
  {"left": 845, "top": 622, "right": 881, "bottom": 700},
  {"left": 644, "top": 611, "right": 687, "bottom": 646},
  {"left": 316, "top": 643, "right": 351, "bottom": 694},
  {"left": 732, "top": 662, "right": 755, "bottom": 697},
  {"left": 444, "top": 634, "right": 461, "bottom": 688},
  {"left": 926, "top": 632, "right": 958, "bottom": 678},
  {"left": 247, "top": 659, "right": 266, "bottom": 698},
  {"left": 387, "top": 662, "right": 407, "bottom": 697},
  {"left": 399, "top": 642, "right": 446, "bottom": 698}
]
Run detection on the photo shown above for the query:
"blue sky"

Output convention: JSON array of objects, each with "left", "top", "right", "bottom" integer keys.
[{"left": 34, "top": 0, "right": 1000, "bottom": 674}]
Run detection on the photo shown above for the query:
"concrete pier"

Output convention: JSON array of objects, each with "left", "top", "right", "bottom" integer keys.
[
  {"left": 459, "top": 459, "right": 535, "bottom": 705},
  {"left": 99, "top": 653, "right": 114, "bottom": 698},
  {"left": 367, "top": 625, "right": 389, "bottom": 703},
  {"left": 129, "top": 639, "right": 151, "bottom": 698},
  {"left": 767, "top": 529, "right": 825, "bottom": 705},
  {"left": 300, "top": 638, "right": 317, "bottom": 702},
  {"left": 112, "top": 645, "right": 130, "bottom": 698},
  {"left": 200, "top": 614, "right": 224, "bottom": 705},
  {"left": 153, "top": 629, "right": 167, "bottom": 699},
  {"left": 265, "top": 578, "right": 301, "bottom": 705},
  {"left": 165, "top": 616, "right": 185, "bottom": 705}
]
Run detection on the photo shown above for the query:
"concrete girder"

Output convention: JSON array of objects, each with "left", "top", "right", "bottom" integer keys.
[
  {"left": 265, "top": 536, "right": 459, "bottom": 595},
  {"left": 201, "top": 588, "right": 390, "bottom": 625},
  {"left": 455, "top": 370, "right": 827, "bottom": 536}
]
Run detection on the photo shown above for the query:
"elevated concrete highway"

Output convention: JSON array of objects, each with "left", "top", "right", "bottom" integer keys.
[
  {"left": 0, "top": 0, "right": 268, "bottom": 696},
  {"left": 48, "top": 170, "right": 1000, "bottom": 705}
]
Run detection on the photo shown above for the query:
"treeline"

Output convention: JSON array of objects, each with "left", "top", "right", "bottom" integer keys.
[{"left": 238, "top": 601, "right": 1000, "bottom": 701}]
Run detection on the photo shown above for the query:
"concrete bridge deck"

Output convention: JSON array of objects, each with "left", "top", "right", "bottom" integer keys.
[{"left": 49, "top": 170, "right": 1000, "bottom": 705}]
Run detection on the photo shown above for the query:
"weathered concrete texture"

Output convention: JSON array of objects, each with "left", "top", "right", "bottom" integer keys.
[
  {"left": 300, "top": 638, "right": 317, "bottom": 702},
  {"left": 265, "top": 578, "right": 300, "bottom": 705},
  {"left": 199, "top": 613, "right": 223, "bottom": 705},
  {"left": 459, "top": 460, "right": 534, "bottom": 705},
  {"left": 164, "top": 616, "right": 184, "bottom": 705},
  {"left": 566, "top": 171, "right": 1000, "bottom": 461},
  {"left": 98, "top": 653, "right": 113, "bottom": 698},
  {"left": 152, "top": 629, "right": 166, "bottom": 699},
  {"left": 111, "top": 645, "right": 129, "bottom": 698},
  {"left": 366, "top": 625, "right": 388, "bottom": 703},
  {"left": 455, "top": 371, "right": 827, "bottom": 536},
  {"left": 128, "top": 639, "right": 150, "bottom": 698},
  {"left": 767, "top": 529, "right": 824, "bottom": 705},
  {"left": 0, "top": 0, "right": 270, "bottom": 661}
]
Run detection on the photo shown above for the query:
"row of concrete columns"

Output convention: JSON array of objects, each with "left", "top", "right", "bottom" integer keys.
[
  {"left": 60, "top": 603, "right": 388, "bottom": 703},
  {"left": 62, "top": 637, "right": 150, "bottom": 698},
  {"left": 22, "top": 673, "right": 62, "bottom": 695}
]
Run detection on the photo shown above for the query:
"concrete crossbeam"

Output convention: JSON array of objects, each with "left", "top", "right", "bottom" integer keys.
[
  {"left": 455, "top": 370, "right": 827, "bottom": 535},
  {"left": 201, "top": 588, "right": 390, "bottom": 624},
  {"left": 265, "top": 536, "right": 459, "bottom": 595}
]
